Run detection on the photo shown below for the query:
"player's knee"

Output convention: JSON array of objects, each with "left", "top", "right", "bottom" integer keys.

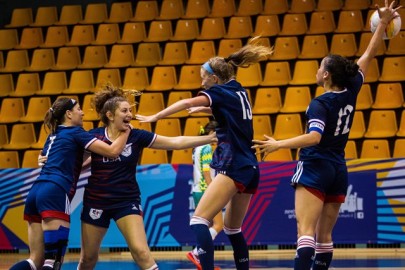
[
  {"left": 43, "top": 226, "right": 69, "bottom": 270},
  {"left": 130, "top": 246, "right": 153, "bottom": 264},
  {"left": 79, "top": 252, "right": 99, "bottom": 269}
]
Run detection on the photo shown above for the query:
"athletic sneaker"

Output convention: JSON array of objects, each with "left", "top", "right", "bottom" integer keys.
[{"left": 186, "top": 252, "right": 221, "bottom": 270}]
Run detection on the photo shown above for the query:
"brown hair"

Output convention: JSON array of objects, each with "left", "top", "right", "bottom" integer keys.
[
  {"left": 205, "top": 36, "right": 273, "bottom": 82},
  {"left": 44, "top": 97, "right": 78, "bottom": 134}
]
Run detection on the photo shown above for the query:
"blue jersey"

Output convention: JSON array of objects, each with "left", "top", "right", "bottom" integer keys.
[
  {"left": 299, "top": 71, "right": 364, "bottom": 164},
  {"left": 38, "top": 126, "right": 97, "bottom": 198},
  {"left": 84, "top": 127, "right": 156, "bottom": 209},
  {"left": 200, "top": 79, "right": 258, "bottom": 170}
]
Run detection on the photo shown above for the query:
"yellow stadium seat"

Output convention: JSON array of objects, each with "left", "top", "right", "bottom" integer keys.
[
  {"left": 2, "top": 123, "right": 36, "bottom": 150},
  {"left": 279, "top": 13, "right": 307, "bottom": 36},
  {"left": 63, "top": 70, "right": 94, "bottom": 94},
  {"left": 364, "top": 110, "right": 398, "bottom": 138},
  {"left": 15, "top": 27, "right": 43, "bottom": 49},
  {"left": 20, "top": 96, "right": 52, "bottom": 123},
  {"left": 253, "top": 87, "right": 282, "bottom": 114},
  {"left": 55, "top": 5, "right": 82, "bottom": 25},
  {"left": 271, "top": 36, "right": 300, "bottom": 60},
  {"left": 77, "top": 45, "right": 108, "bottom": 69},
  {"left": 186, "top": 40, "right": 216, "bottom": 64},
  {"left": 330, "top": 33, "right": 357, "bottom": 57},
  {"left": 80, "top": 3, "right": 108, "bottom": 24},
  {"left": 198, "top": 17, "right": 226, "bottom": 40},
  {"left": 82, "top": 94, "right": 98, "bottom": 121},
  {"left": 123, "top": 67, "right": 149, "bottom": 91},
  {"left": 155, "top": 118, "right": 181, "bottom": 137},
  {"left": 182, "top": 0, "right": 210, "bottom": 19},
  {"left": 131, "top": 0, "right": 158, "bottom": 22},
  {"left": 224, "top": 16, "right": 253, "bottom": 39},
  {"left": 273, "top": 114, "right": 303, "bottom": 140},
  {"left": 0, "top": 98, "right": 24, "bottom": 123},
  {"left": 93, "top": 69, "right": 122, "bottom": 92},
  {"left": 356, "top": 32, "right": 386, "bottom": 57},
  {"left": 22, "top": 150, "right": 42, "bottom": 168},
  {"left": 0, "top": 50, "right": 29, "bottom": 73},
  {"left": 349, "top": 111, "right": 366, "bottom": 139},
  {"left": 386, "top": 31, "right": 405, "bottom": 55},
  {"left": 0, "top": 29, "right": 18, "bottom": 50},
  {"left": 5, "top": 8, "right": 33, "bottom": 28},
  {"left": 66, "top": 25, "right": 95, "bottom": 46},
  {"left": 316, "top": 0, "right": 342, "bottom": 11},
  {"left": 261, "top": 61, "right": 291, "bottom": 86},
  {"left": 253, "top": 115, "right": 272, "bottom": 140},
  {"left": 174, "top": 65, "right": 202, "bottom": 90},
  {"left": 236, "top": 63, "right": 262, "bottom": 87},
  {"left": 289, "top": 0, "right": 316, "bottom": 13},
  {"left": 290, "top": 60, "right": 319, "bottom": 85},
  {"left": 105, "top": 2, "right": 133, "bottom": 23},
  {"left": 307, "top": 11, "right": 335, "bottom": 34},
  {"left": 363, "top": 58, "right": 380, "bottom": 83},
  {"left": 236, "top": 0, "right": 262, "bottom": 16},
  {"left": 396, "top": 110, "right": 405, "bottom": 137},
  {"left": 9, "top": 73, "right": 40, "bottom": 97},
  {"left": 0, "top": 74, "right": 14, "bottom": 97},
  {"left": 360, "top": 139, "right": 391, "bottom": 159},
  {"left": 345, "top": 140, "right": 358, "bottom": 159},
  {"left": 31, "top": 124, "right": 50, "bottom": 149},
  {"left": 0, "top": 151, "right": 20, "bottom": 168},
  {"left": 117, "top": 22, "right": 146, "bottom": 44},
  {"left": 356, "top": 84, "right": 373, "bottom": 110},
  {"left": 171, "top": 149, "right": 193, "bottom": 164},
  {"left": 140, "top": 149, "right": 168, "bottom": 165},
  {"left": 130, "top": 120, "right": 152, "bottom": 132},
  {"left": 156, "top": 0, "right": 184, "bottom": 20},
  {"left": 183, "top": 117, "right": 210, "bottom": 136},
  {"left": 136, "top": 92, "right": 165, "bottom": 116},
  {"left": 299, "top": 35, "right": 329, "bottom": 59},
  {"left": 159, "top": 42, "right": 188, "bottom": 65},
  {"left": 280, "top": 86, "right": 311, "bottom": 113},
  {"left": 218, "top": 39, "right": 242, "bottom": 58},
  {"left": 209, "top": 0, "right": 236, "bottom": 17},
  {"left": 41, "top": 26, "right": 69, "bottom": 48},
  {"left": 53, "top": 46, "right": 81, "bottom": 71},
  {"left": 25, "top": 48, "right": 55, "bottom": 72},
  {"left": 166, "top": 91, "right": 192, "bottom": 118},
  {"left": 372, "top": 83, "right": 404, "bottom": 109},
  {"left": 335, "top": 10, "right": 364, "bottom": 33},
  {"left": 171, "top": 19, "right": 199, "bottom": 41},
  {"left": 82, "top": 121, "right": 94, "bottom": 131},
  {"left": 30, "top": 6, "right": 58, "bottom": 27},
  {"left": 342, "top": 0, "right": 370, "bottom": 10},
  {"left": 0, "top": 124, "right": 8, "bottom": 148},
  {"left": 379, "top": 56, "right": 405, "bottom": 82},
  {"left": 104, "top": 44, "right": 135, "bottom": 68},
  {"left": 145, "top": 66, "right": 177, "bottom": 91},
  {"left": 262, "top": 0, "right": 288, "bottom": 14},
  {"left": 92, "top": 23, "right": 120, "bottom": 45},
  {"left": 393, "top": 139, "right": 405, "bottom": 158},
  {"left": 253, "top": 15, "right": 280, "bottom": 37},
  {"left": 133, "top": 42, "right": 161, "bottom": 67},
  {"left": 144, "top": 20, "right": 173, "bottom": 42}
]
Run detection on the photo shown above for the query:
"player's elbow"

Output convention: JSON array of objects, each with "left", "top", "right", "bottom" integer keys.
[{"left": 309, "top": 131, "right": 322, "bottom": 145}]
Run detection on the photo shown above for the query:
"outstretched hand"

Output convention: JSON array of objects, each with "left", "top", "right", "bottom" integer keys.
[
  {"left": 252, "top": 135, "right": 280, "bottom": 160},
  {"left": 135, "top": 114, "right": 159, "bottom": 123},
  {"left": 376, "top": 0, "right": 402, "bottom": 24}
]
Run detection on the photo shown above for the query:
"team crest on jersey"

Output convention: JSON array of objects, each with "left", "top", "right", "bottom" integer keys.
[
  {"left": 89, "top": 208, "right": 103, "bottom": 220},
  {"left": 121, "top": 143, "right": 132, "bottom": 157}
]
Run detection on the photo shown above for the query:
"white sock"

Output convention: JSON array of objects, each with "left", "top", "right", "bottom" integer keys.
[
  {"left": 27, "top": 259, "right": 37, "bottom": 270},
  {"left": 209, "top": 227, "right": 218, "bottom": 240}
]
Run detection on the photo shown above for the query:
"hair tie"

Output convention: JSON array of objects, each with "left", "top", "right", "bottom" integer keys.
[
  {"left": 202, "top": 62, "right": 214, "bottom": 75},
  {"left": 49, "top": 108, "right": 54, "bottom": 113},
  {"left": 199, "top": 125, "right": 205, "bottom": 135}
]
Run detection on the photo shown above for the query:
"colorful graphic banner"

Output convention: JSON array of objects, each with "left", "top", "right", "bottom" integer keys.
[{"left": 0, "top": 159, "right": 404, "bottom": 250}]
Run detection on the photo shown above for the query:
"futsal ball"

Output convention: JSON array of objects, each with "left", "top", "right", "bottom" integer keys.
[{"left": 370, "top": 8, "right": 401, "bottom": 39}]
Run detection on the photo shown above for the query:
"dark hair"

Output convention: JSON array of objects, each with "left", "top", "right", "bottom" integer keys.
[
  {"left": 199, "top": 120, "right": 218, "bottom": 135},
  {"left": 205, "top": 36, "right": 273, "bottom": 82},
  {"left": 93, "top": 84, "right": 140, "bottom": 126},
  {"left": 44, "top": 97, "right": 78, "bottom": 134},
  {"left": 323, "top": 54, "right": 359, "bottom": 88}
]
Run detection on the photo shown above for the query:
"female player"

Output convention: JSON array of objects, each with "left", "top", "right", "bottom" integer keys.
[
  {"left": 252, "top": 2, "right": 401, "bottom": 269},
  {"left": 78, "top": 86, "right": 216, "bottom": 270},
  {"left": 10, "top": 97, "right": 130, "bottom": 270},
  {"left": 136, "top": 37, "right": 273, "bottom": 269},
  {"left": 187, "top": 120, "right": 224, "bottom": 269}
]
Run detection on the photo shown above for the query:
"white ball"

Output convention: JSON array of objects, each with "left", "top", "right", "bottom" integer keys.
[{"left": 370, "top": 8, "right": 402, "bottom": 39}]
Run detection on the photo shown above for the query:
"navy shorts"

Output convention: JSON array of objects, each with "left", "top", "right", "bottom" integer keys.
[
  {"left": 24, "top": 181, "right": 71, "bottom": 223},
  {"left": 81, "top": 201, "right": 143, "bottom": 228},
  {"left": 291, "top": 159, "right": 348, "bottom": 202},
  {"left": 218, "top": 165, "right": 260, "bottom": 194}
]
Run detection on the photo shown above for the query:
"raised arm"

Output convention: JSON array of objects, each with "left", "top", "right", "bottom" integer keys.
[
  {"left": 150, "top": 133, "right": 217, "bottom": 150},
  {"left": 357, "top": 1, "right": 402, "bottom": 75},
  {"left": 136, "top": 95, "right": 210, "bottom": 122}
]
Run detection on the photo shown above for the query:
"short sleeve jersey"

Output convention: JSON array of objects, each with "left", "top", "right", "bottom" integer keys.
[
  {"left": 199, "top": 80, "right": 258, "bottom": 170},
  {"left": 84, "top": 127, "right": 156, "bottom": 209},
  {"left": 38, "top": 126, "right": 97, "bottom": 198},
  {"left": 299, "top": 71, "right": 364, "bottom": 164},
  {"left": 192, "top": 144, "right": 213, "bottom": 192}
]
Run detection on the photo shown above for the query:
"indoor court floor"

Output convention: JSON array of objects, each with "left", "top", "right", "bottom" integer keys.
[{"left": 1, "top": 249, "right": 404, "bottom": 269}]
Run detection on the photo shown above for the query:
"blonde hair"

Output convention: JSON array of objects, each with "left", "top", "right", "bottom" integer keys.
[{"left": 205, "top": 37, "right": 273, "bottom": 82}]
